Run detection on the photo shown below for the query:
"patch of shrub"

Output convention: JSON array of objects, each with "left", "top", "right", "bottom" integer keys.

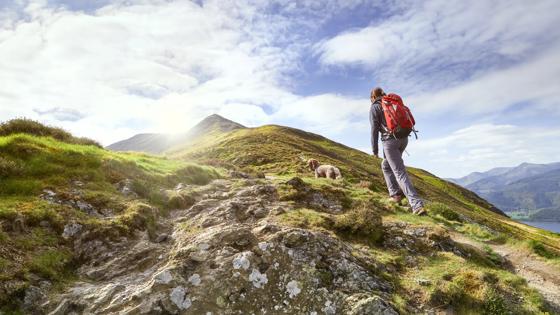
[
  {"left": 458, "top": 223, "right": 506, "bottom": 243},
  {"left": 528, "top": 240, "right": 558, "bottom": 259},
  {"left": 482, "top": 245, "right": 503, "bottom": 266},
  {"left": 333, "top": 203, "right": 383, "bottom": 242},
  {"left": 171, "top": 164, "right": 220, "bottom": 185},
  {"left": 29, "top": 249, "right": 72, "bottom": 281},
  {"left": 279, "top": 208, "right": 331, "bottom": 231},
  {"left": 483, "top": 287, "right": 508, "bottom": 315},
  {"left": 0, "top": 157, "right": 23, "bottom": 178},
  {"left": 0, "top": 118, "right": 101, "bottom": 148},
  {"left": 428, "top": 202, "right": 461, "bottom": 222},
  {"left": 117, "top": 202, "right": 158, "bottom": 236}
]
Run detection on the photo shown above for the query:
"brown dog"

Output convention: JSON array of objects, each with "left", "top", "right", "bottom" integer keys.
[{"left": 307, "top": 159, "right": 342, "bottom": 179}]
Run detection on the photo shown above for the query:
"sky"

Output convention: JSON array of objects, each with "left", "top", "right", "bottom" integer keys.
[{"left": 0, "top": 0, "right": 559, "bottom": 178}]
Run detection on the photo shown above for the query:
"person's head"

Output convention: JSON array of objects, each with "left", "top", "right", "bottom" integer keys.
[{"left": 370, "top": 87, "right": 385, "bottom": 102}]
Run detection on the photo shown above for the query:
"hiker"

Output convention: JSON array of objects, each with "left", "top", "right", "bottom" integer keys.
[{"left": 369, "top": 87, "right": 426, "bottom": 215}]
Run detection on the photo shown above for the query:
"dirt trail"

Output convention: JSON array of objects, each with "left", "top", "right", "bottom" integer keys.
[{"left": 450, "top": 233, "right": 560, "bottom": 313}]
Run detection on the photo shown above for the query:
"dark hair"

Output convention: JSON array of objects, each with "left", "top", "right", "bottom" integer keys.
[{"left": 371, "top": 87, "right": 385, "bottom": 99}]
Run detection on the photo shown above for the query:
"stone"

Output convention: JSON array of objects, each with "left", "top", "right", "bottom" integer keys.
[
  {"left": 154, "top": 233, "right": 168, "bottom": 243},
  {"left": 62, "top": 223, "right": 82, "bottom": 239},
  {"left": 155, "top": 270, "right": 173, "bottom": 284},
  {"left": 188, "top": 274, "right": 201, "bottom": 286},
  {"left": 48, "top": 299, "right": 71, "bottom": 315},
  {"left": 283, "top": 230, "right": 308, "bottom": 248},
  {"left": 232, "top": 251, "right": 252, "bottom": 270},
  {"left": 170, "top": 286, "right": 191, "bottom": 310},
  {"left": 344, "top": 294, "right": 398, "bottom": 315},
  {"left": 23, "top": 286, "right": 47, "bottom": 313}
]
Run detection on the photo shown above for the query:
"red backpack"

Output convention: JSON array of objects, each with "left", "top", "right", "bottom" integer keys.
[{"left": 381, "top": 93, "right": 417, "bottom": 139}]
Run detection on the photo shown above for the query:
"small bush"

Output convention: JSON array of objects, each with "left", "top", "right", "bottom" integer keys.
[
  {"left": 0, "top": 157, "right": 23, "bottom": 178},
  {"left": 483, "top": 245, "right": 503, "bottom": 266},
  {"left": 483, "top": 287, "right": 507, "bottom": 315},
  {"left": 279, "top": 208, "right": 331, "bottom": 231},
  {"left": 333, "top": 203, "right": 382, "bottom": 242},
  {"left": 0, "top": 118, "right": 101, "bottom": 148},
  {"left": 428, "top": 202, "right": 461, "bottom": 222},
  {"left": 172, "top": 164, "right": 220, "bottom": 185},
  {"left": 117, "top": 202, "right": 158, "bottom": 235},
  {"left": 528, "top": 240, "right": 558, "bottom": 259},
  {"left": 29, "top": 249, "right": 72, "bottom": 280},
  {"left": 458, "top": 223, "right": 505, "bottom": 243}
]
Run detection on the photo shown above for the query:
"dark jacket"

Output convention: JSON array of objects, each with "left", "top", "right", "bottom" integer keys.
[{"left": 370, "top": 97, "right": 391, "bottom": 156}]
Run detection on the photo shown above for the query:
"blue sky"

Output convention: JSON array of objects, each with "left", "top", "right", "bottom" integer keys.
[{"left": 0, "top": 0, "right": 559, "bottom": 178}]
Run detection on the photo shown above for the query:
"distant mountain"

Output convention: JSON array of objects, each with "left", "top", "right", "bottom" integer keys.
[
  {"left": 107, "top": 114, "right": 245, "bottom": 154},
  {"left": 449, "top": 162, "right": 560, "bottom": 221}
]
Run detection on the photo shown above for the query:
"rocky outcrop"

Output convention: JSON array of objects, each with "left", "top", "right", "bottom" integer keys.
[{"left": 46, "top": 178, "right": 397, "bottom": 314}]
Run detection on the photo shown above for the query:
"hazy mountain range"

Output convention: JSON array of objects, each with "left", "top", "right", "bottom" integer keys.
[{"left": 449, "top": 162, "right": 560, "bottom": 221}]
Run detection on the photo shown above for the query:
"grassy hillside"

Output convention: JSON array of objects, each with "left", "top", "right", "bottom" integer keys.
[
  {"left": 165, "top": 122, "right": 560, "bottom": 313},
  {"left": 170, "top": 124, "right": 559, "bottom": 249},
  {"left": 0, "top": 126, "right": 220, "bottom": 311},
  {"left": 2, "top": 118, "right": 560, "bottom": 314}
]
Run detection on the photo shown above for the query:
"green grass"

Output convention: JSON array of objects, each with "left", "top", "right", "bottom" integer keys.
[
  {"left": 399, "top": 252, "right": 547, "bottom": 314},
  {"left": 1, "top": 119, "right": 559, "bottom": 313},
  {"left": 457, "top": 223, "right": 507, "bottom": 243},
  {"left": 528, "top": 240, "right": 559, "bottom": 260},
  {"left": 29, "top": 249, "right": 73, "bottom": 281},
  {"left": 0, "top": 130, "right": 222, "bottom": 310}
]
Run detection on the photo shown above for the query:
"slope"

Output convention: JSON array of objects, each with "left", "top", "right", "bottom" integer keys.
[
  {"left": 2, "top": 118, "right": 560, "bottom": 314},
  {"left": 0, "top": 123, "right": 220, "bottom": 312}
]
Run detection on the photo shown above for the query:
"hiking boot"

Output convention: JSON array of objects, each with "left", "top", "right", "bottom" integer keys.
[{"left": 412, "top": 207, "right": 427, "bottom": 216}]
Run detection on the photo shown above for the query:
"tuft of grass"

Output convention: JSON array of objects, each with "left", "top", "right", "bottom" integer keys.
[
  {"left": 528, "top": 240, "right": 559, "bottom": 259},
  {"left": 116, "top": 202, "right": 158, "bottom": 235},
  {"left": 427, "top": 202, "right": 462, "bottom": 222},
  {"left": 29, "top": 249, "right": 72, "bottom": 281},
  {"left": 402, "top": 252, "right": 548, "bottom": 314},
  {"left": 278, "top": 208, "right": 332, "bottom": 232},
  {"left": 333, "top": 203, "right": 383, "bottom": 242},
  {"left": 458, "top": 223, "right": 506, "bottom": 243},
  {"left": 482, "top": 245, "right": 503, "bottom": 266}
]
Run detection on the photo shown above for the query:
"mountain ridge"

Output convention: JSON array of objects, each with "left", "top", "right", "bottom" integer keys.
[
  {"left": 106, "top": 114, "right": 245, "bottom": 154},
  {"left": 449, "top": 162, "right": 560, "bottom": 221}
]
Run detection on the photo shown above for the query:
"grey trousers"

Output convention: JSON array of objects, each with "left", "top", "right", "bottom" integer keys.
[{"left": 381, "top": 137, "right": 424, "bottom": 210}]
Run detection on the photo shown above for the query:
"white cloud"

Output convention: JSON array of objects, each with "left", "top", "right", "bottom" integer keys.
[
  {"left": 0, "top": 0, "right": 305, "bottom": 144},
  {"left": 317, "top": 0, "right": 560, "bottom": 65},
  {"left": 272, "top": 93, "right": 368, "bottom": 137},
  {"left": 408, "top": 124, "right": 560, "bottom": 178},
  {"left": 407, "top": 46, "right": 560, "bottom": 115},
  {"left": 315, "top": 0, "right": 560, "bottom": 91},
  {"left": 33, "top": 107, "right": 85, "bottom": 121}
]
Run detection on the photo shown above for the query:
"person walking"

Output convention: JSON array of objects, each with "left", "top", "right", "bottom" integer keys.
[{"left": 369, "top": 87, "right": 426, "bottom": 215}]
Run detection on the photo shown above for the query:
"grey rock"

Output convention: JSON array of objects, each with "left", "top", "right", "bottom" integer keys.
[
  {"left": 154, "top": 233, "right": 168, "bottom": 243},
  {"left": 23, "top": 286, "right": 47, "bottom": 313},
  {"left": 48, "top": 299, "right": 70, "bottom": 315},
  {"left": 62, "top": 223, "right": 82, "bottom": 239},
  {"left": 345, "top": 294, "right": 398, "bottom": 315}
]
